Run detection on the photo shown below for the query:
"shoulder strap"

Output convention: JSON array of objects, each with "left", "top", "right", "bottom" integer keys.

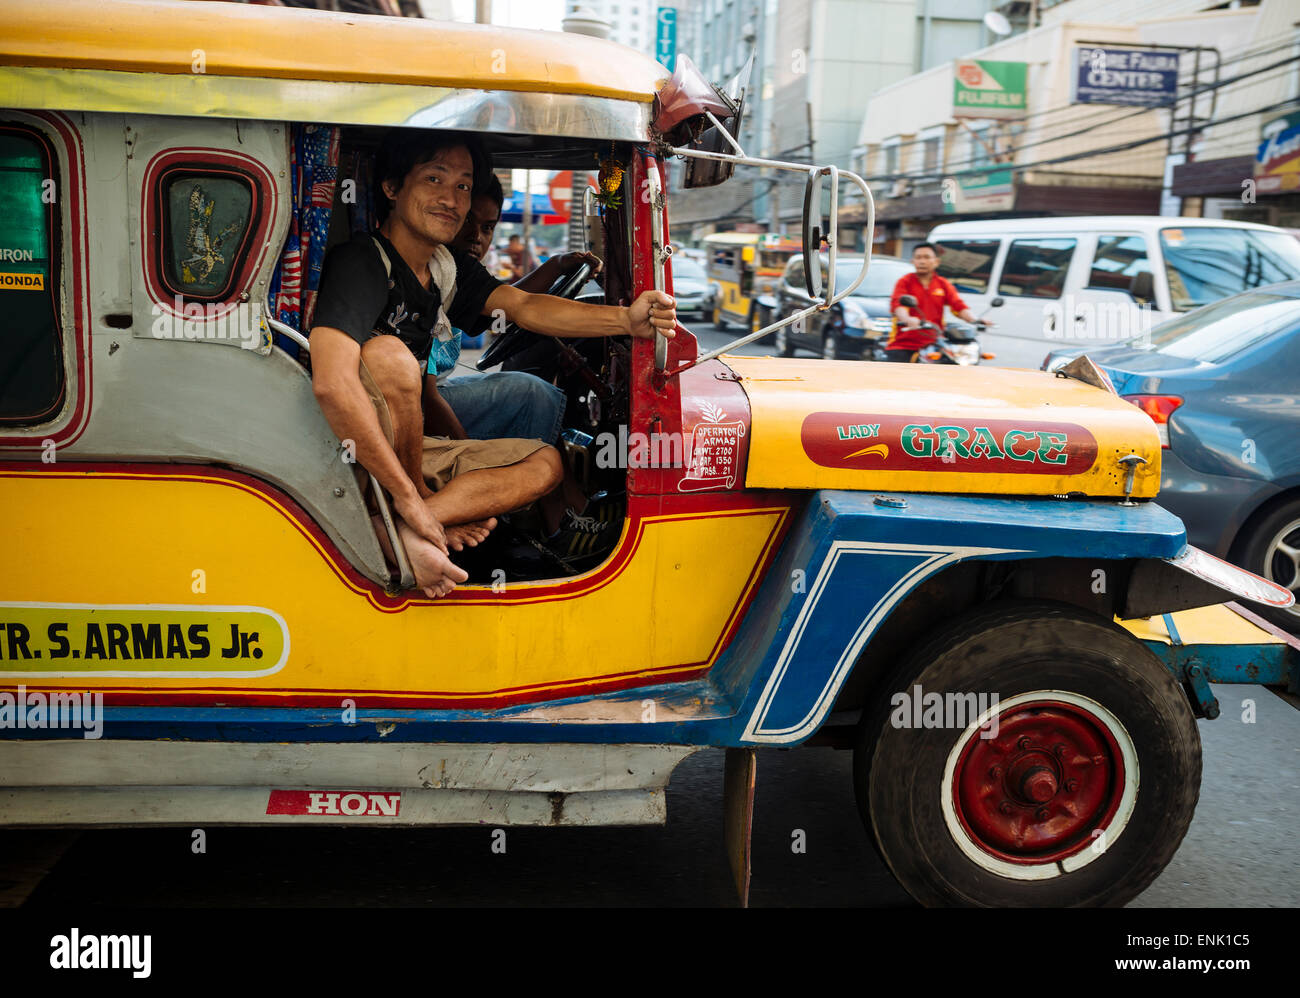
[
  {"left": 370, "top": 235, "right": 392, "bottom": 280},
  {"left": 371, "top": 235, "right": 458, "bottom": 306},
  {"left": 429, "top": 244, "right": 458, "bottom": 306}
]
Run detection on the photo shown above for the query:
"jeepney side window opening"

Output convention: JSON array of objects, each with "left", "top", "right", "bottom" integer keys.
[
  {"left": 0, "top": 124, "right": 65, "bottom": 425},
  {"left": 154, "top": 165, "right": 260, "bottom": 303}
]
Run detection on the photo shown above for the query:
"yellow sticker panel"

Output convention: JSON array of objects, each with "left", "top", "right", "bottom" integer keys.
[{"left": 0, "top": 271, "right": 43, "bottom": 290}]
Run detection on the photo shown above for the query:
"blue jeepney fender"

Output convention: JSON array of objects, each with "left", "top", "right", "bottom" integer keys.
[{"left": 720, "top": 490, "right": 1184, "bottom": 744}]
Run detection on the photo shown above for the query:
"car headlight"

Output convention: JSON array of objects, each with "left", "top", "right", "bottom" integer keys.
[{"left": 839, "top": 305, "right": 887, "bottom": 335}]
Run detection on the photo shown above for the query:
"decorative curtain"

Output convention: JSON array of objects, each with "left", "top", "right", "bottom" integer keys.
[{"left": 268, "top": 123, "right": 340, "bottom": 358}]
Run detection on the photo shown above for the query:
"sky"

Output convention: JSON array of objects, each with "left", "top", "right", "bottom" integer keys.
[{"left": 446, "top": 0, "right": 566, "bottom": 31}]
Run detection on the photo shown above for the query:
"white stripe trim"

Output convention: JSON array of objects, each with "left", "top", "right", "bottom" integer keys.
[{"left": 742, "top": 542, "right": 1023, "bottom": 744}]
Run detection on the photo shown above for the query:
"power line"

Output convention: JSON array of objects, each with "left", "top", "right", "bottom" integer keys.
[
  {"left": 858, "top": 57, "right": 1300, "bottom": 183},
  {"left": 859, "top": 34, "right": 1300, "bottom": 159}
]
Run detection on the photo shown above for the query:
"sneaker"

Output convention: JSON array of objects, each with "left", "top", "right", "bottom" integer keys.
[
  {"left": 549, "top": 506, "right": 620, "bottom": 565},
  {"left": 583, "top": 491, "right": 627, "bottom": 525}
]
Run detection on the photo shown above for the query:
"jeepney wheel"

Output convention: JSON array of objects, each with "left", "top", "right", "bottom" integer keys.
[
  {"left": 773, "top": 322, "right": 794, "bottom": 357},
  {"left": 1238, "top": 497, "right": 1300, "bottom": 635},
  {"left": 853, "top": 601, "right": 1201, "bottom": 907}
]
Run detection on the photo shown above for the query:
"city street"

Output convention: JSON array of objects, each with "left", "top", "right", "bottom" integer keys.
[{"left": 2, "top": 0, "right": 1298, "bottom": 934}]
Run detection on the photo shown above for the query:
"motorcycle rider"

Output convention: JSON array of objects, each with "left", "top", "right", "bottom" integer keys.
[{"left": 886, "top": 242, "right": 989, "bottom": 362}]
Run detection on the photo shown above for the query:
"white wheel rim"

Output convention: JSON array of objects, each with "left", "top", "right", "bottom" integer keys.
[
  {"left": 939, "top": 690, "right": 1140, "bottom": 881},
  {"left": 1262, "top": 516, "right": 1300, "bottom": 619}
]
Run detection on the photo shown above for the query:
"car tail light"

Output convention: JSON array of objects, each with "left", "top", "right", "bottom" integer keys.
[{"left": 1123, "top": 394, "right": 1183, "bottom": 448}]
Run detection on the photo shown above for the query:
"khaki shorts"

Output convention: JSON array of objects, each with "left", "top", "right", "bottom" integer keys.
[{"left": 358, "top": 357, "right": 547, "bottom": 492}]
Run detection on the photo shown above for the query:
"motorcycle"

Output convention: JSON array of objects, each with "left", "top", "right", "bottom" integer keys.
[{"left": 896, "top": 294, "right": 1000, "bottom": 366}]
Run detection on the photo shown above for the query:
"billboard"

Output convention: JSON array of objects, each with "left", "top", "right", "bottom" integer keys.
[
  {"left": 1071, "top": 47, "right": 1179, "bottom": 107},
  {"left": 1255, "top": 112, "right": 1300, "bottom": 194},
  {"left": 953, "top": 60, "right": 1027, "bottom": 120}
]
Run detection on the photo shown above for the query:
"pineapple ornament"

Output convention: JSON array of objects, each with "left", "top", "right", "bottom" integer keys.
[{"left": 594, "top": 148, "right": 625, "bottom": 211}]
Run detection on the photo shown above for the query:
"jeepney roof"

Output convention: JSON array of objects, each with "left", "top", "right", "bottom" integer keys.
[{"left": 0, "top": 0, "right": 667, "bottom": 137}]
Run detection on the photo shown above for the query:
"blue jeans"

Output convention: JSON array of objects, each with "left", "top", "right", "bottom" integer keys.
[{"left": 439, "top": 371, "right": 565, "bottom": 444}]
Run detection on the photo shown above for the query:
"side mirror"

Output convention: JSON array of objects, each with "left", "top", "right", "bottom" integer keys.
[
  {"left": 802, "top": 168, "right": 825, "bottom": 298},
  {"left": 989, "top": 296, "right": 1005, "bottom": 307},
  {"left": 1129, "top": 270, "right": 1154, "bottom": 304},
  {"left": 898, "top": 294, "right": 918, "bottom": 308}
]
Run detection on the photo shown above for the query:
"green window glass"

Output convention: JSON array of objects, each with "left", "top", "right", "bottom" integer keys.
[
  {"left": 0, "top": 126, "right": 63, "bottom": 424},
  {"left": 161, "top": 172, "right": 253, "bottom": 299}
]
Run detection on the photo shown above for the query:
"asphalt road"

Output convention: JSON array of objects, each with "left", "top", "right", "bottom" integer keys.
[{"left": 3, "top": 684, "right": 1295, "bottom": 908}]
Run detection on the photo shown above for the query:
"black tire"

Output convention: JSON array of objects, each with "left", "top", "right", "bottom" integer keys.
[
  {"left": 1237, "top": 497, "right": 1300, "bottom": 634},
  {"left": 854, "top": 600, "right": 1201, "bottom": 907}
]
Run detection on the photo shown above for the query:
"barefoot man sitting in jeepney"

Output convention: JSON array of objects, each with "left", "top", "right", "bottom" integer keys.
[{"left": 309, "top": 129, "right": 676, "bottom": 599}]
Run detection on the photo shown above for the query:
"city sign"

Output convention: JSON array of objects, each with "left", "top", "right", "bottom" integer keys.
[
  {"left": 1071, "top": 47, "right": 1179, "bottom": 107},
  {"left": 953, "top": 60, "right": 1027, "bottom": 120},
  {"left": 656, "top": 7, "right": 677, "bottom": 71}
]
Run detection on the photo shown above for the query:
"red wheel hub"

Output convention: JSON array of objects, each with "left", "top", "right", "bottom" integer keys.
[{"left": 953, "top": 701, "right": 1125, "bottom": 864}]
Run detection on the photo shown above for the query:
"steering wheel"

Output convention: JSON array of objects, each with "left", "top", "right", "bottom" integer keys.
[{"left": 477, "top": 262, "right": 595, "bottom": 371}]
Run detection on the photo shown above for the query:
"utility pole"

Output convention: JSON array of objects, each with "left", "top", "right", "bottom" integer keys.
[{"left": 475, "top": 0, "right": 490, "bottom": 24}]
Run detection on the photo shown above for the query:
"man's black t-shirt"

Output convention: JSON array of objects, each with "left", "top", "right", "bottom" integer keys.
[{"left": 312, "top": 231, "right": 501, "bottom": 364}]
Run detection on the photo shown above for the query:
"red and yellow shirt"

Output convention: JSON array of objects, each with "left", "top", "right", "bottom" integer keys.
[{"left": 888, "top": 273, "right": 968, "bottom": 351}]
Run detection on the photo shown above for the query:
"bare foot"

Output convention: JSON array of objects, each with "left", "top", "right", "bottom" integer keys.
[
  {"left": 444, "top": 517, "right": 498, "bottom": 551},
  {"left": 396, "top": 518, "right": 468, "bottom": 598},
  {"left": 394, "top": 492, "right": 447, "bottom": 553}
]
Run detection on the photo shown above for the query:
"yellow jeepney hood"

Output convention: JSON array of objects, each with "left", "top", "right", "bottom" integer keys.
[{"left": 724, "top": 357, "right": 1161, "bottom": 498}]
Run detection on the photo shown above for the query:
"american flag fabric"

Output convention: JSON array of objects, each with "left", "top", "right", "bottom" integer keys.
[{"left": 269, "top": 124, "right": 340, "bottom": 358}]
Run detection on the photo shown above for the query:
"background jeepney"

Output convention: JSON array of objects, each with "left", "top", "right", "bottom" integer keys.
[
  {"left": 0, "top": 0, "right": 1297, "bottom": 908},
  {"left": 703, "top": 230, "right": 800, "bottom": 334}
]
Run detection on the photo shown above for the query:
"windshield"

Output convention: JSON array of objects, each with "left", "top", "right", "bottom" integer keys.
[
  {"left": 836, "top": 259, "right": 911, "bottom": 297},
  {"left": 1161, "top": 227, "right": 1300, "bottom": 310},
  {"left": 672, "top": 256, "right": 706, "bottom": 281},
  {"left": 1137, "top": 290, "right": 1300, "bottom": 362}
]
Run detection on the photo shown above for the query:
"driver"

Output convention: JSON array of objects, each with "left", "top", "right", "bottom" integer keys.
[
  {"left": 310, "top": 128, "right": 675, "bottom": 598},
  {"left": 428, "top": 171, "right": 601, "bottom": 445}
]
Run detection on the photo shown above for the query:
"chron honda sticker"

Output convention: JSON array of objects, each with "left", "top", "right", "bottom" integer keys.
[{"left": 800, "top": 413, "right": 1098, "bottom": 474}]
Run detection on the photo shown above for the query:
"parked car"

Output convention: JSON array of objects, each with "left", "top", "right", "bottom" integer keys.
[
  {"left": 770, "top": 254, "right": 910, "bottom": 359},
  {"left": 1044, "top": 282, "right": 1300, "bottom": 632},
  {"left": 668, "top": 253, "right": 715, "bottom": 322},
  {"left": 928, "top": 216, "right": 1300, "bottom": 370}
]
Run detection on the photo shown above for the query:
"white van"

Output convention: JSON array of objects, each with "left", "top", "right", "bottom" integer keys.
[{"left": 925, "top": 216, "right": 1300, "bottom": 369}]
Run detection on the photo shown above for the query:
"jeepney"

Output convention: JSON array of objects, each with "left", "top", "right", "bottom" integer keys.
[
  {"left": 1, "top": 0, "right": 1297, "bottom": 908},
  {"left": 703, "top": 230, "right": 800, "bottom": 333}
]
